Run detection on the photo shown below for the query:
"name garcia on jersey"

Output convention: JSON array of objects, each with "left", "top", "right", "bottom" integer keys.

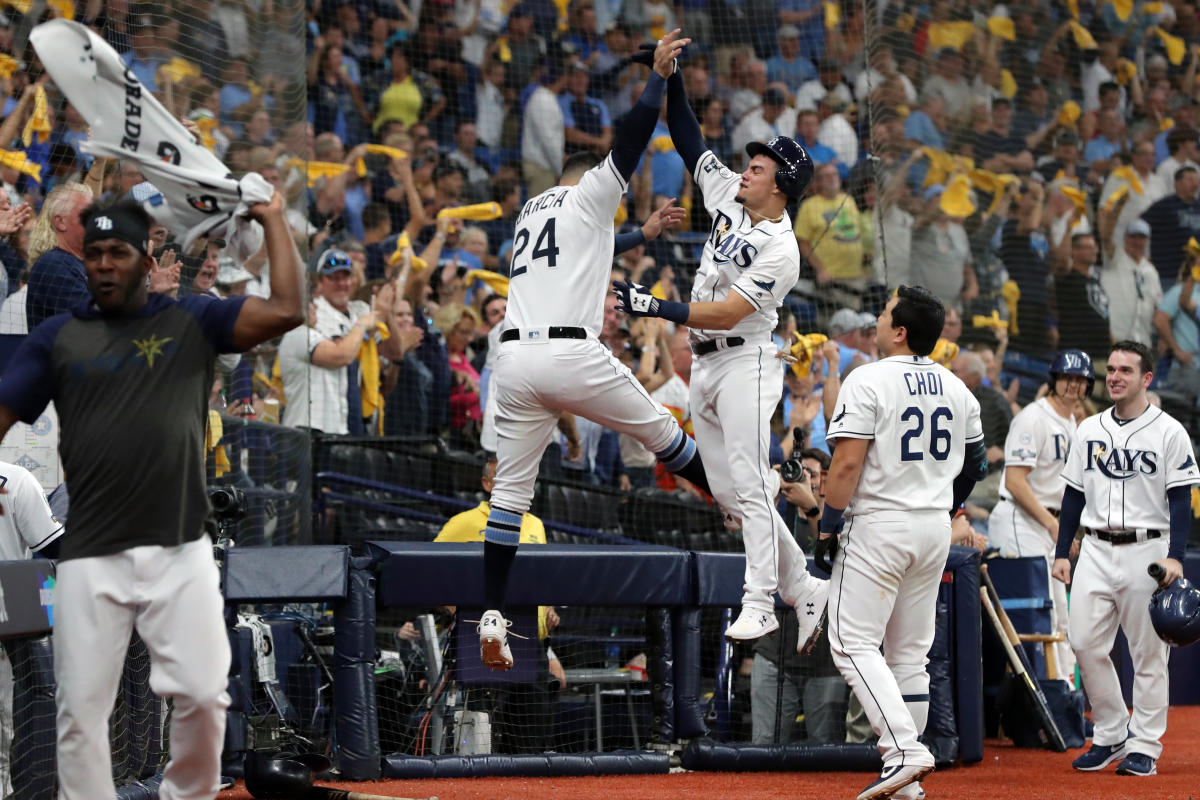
[
  {"left": 707, "top": 210, "right": 758, "bottom": 270},
  {"left": 1084, "top": 440, "right": 1159, "bottom": 480}
]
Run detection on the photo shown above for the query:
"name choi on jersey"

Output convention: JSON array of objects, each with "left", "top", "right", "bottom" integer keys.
[
  {"left": 707, "top": 211, "right": 758, "bottom": 270},
  {"left": 904, "top": 371, "right": 944, "bottom": 396},
  {"left": 1084, "top": 440, "right": 1158, "bottom": 480}
]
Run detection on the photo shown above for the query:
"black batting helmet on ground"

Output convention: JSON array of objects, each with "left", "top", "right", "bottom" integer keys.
[
  {"left": 1150, "top": 576, "right": 1200, "bottom": 647},
  {"left": 745, "top": 136, "right": 814, "bottom": 198}
]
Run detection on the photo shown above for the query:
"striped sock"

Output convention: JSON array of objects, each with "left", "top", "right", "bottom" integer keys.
[{"left": 655, "top": 430, "right": 710, "bottom": 494}]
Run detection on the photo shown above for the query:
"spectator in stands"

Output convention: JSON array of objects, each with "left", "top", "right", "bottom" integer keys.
[
  {"left": 474, "top": 58, "right": 509, "bottom": 153},
  {"left": 904, "top": 93, "right": 947, "bottom": 151},
  {"left": 383, "top": 297, "right": 432, "bottom": 437},
  {"left": 192, "top": 242, "right": 221, "bottom": 300},
  {"left": 436, "top": 302, "right": 483, "bottom": 443},
  {"left": 826, "top": 309, "right": 875, "bottom": 373},
  {"left": 372, "top": 40, "right": 443, "bottom": 135},
  {"left": 24, "top": 184, "right": 94, "bottom": 330},
  {"left": 1154, "top": 126, "right": 1199, "bottom": 187},
  {"left": 795, "top": 109, "right": 842, "bottom": 177},
  {"left": 795, "top": 164, "right": 865, "bottom": 299},
  {"left": 447, "top": 122, "right": 492, "bottom": 203},
  {"left": 1035, "top": 131, "right": 1083, "bottom": 184},
  {"left": 731, "top": 88, "right": 796, "bottom": 166},
  {"left": 1100, "top": 219, "right": 1161, "bottom": 348},
  {"left": 308, "top": 35, "right": 369, "bottom": 144},
  {"left": 1084, "top": 109, "right": 1127, "bottom": 174},
  {"left": 855, "top": 43, "right": 914, "bottom": 108},
  {"left": 1155, "top": 95, "right": 1197, "bottom": 165},
  {"left": 522, "top": 56, "right": 570, "bottom": 197},
  {"left": 1011, "top": 79, "right": 1054, "bottom": 149},
  {"left": 795, "top": 60, "right": 852, "bottom": 114},
  {"left": 974, "top": 98, "right": 1035, "bottom": 174},
  {"left": 727, "top": 57, "right": 769, "bottom": 123},
  {"left": 816, "top": 92, "right": 858, "bottom": 170},
  {"left": 941, "top": 307, "right": 962, "bottom": 344},
  {"left": 490, "top": 5, "right": 546, "bottom": 95},
  {"left": 998, "top": 178, "right": 1055, "bottom": 356},
  {"left": 1142, "top": 165, "right": 1200, "bottom": 289},
  {"left": 951, "top": 350, "right": 1012, "bottom": 471},
  {"left": 766, "top": 25, "right": 816, "bottom": 93},
  {"left": 924, "top": 48, "right": 971, "bottom": 122},
  {"left": 1154, "top": 257, "right": 1200, "bottom": 399},
  {"left": 1100, "top": 141, "right": 1167, "bottom": 252},
  {"left": 910, "top": 184, "right": 976, "bottom": 312},
  {"left": 560, "top": 62, "right": 613, "bottom": 156},
  {"left": 1055, "top": 233, "right": 1112, "bottom": 358}
]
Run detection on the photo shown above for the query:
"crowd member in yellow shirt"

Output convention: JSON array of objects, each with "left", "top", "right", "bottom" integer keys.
[{"left": 794, "top": 163, "right": 866, "bottom": 307}]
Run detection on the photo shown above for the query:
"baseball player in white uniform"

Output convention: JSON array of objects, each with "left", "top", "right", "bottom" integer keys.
[
  {"left": 478, "top": 33, "right": 714, "bottom": 670},
  {"left": 987, "top": 349, "right": 1093, "bottom": 686},
  {"left": 0, "top": 461, "right": 64, "bottom": 798},
  {"left": 613, "top": 61, "right": 828, "bottom": 645},
  {"left": 1052, "top": 340, "right": 1198, "bottom": 777},
  {"left": 819, "top": 287, "right": 987, "bottom": 800}
]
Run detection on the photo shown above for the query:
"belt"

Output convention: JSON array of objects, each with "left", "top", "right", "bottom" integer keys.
[
  {"left": 500, "top": 326, "right": 587, "bottom": 343},
  {"left": 693, "top": 336, "right": 745, "bottom": 356},
  {"left": 1084, "top": 528, "right": 1162, "bottom": 545}
]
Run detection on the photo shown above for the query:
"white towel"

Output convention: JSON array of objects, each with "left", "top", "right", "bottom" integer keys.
[{"left": 29, "top": 20, "right": 271, "bottom": 262}]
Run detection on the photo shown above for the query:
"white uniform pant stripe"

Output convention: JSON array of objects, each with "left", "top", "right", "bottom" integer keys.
[
  {"left": 1068, "top": 535, "right": 1170, "bottom": 758},
  {"left": 828, "top": 511, "right": 947, "bottom": 770},
  {"left": 690, "top": 346, "right": 813, "bottom": 609},
  {"left": 54, "top": 537, "right": 231, "bottom": 800}
]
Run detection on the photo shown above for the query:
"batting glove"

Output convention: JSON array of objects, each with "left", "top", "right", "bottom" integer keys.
[
  {"left": 612, "top": 279, "right": 659, "bottom": 317},
  {"left": 814, "top": 533, "right": 839, "bottom": 575},
  {"left": 628, "top": 44, "right": 656, "bottom": 68}
]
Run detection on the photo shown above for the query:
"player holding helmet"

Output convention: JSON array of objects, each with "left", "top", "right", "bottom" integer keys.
[
  {"left": 987, "top": 349, "right": 1094, "bottom": 685},
  {"left": 613, "top": 43, "right": 828, "bottom": 647}
]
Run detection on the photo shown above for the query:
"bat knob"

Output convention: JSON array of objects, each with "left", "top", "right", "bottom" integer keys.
[{"left": 1148, "top": 562, "right": 1166, "bottom": 583}]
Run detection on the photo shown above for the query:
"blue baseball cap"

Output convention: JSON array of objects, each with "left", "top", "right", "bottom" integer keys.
[{"left": 317, "top": 248, "right": 353, "bottom": 275}]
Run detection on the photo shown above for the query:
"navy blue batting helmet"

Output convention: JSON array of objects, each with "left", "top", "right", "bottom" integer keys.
[
  {"left": 745, "top": 136, "right": 814, "bottom": 198},
  {"left": 1049, "top": 348, "right": 1095, "bottom": 396},
  {"left": 1149, "top": 577, "right": 1200, "bottom": 647}
]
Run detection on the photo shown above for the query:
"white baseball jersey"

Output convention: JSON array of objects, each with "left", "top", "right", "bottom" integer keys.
[
  {"left": 688, "top": 151, "right": 800, "bottom": 344},
  {"left": 1062, "top": 405, "right": 1199, "bottom": 530},
  {"left": 503, "top": 153, "right": 626, "bottom": 337},
  {"left": 826, "top": 356, "right": 983, "bottom": 515},
  {"left": 998, "top": 398, "right": 1076, "bottom": 509},
  {"left": 0, "top": 461, "right": 63, "bottom": 559}
]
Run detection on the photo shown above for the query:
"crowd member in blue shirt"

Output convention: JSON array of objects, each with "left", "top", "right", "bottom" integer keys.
[
  {"left": 1142, "top": 166, "right": 1200, "bottom": 289},
  {"left": 766, "top": 25, "right": 817, "bottom": 93},
  {"left": 559, "top": 63, "right": 613, "bottom": 156}
]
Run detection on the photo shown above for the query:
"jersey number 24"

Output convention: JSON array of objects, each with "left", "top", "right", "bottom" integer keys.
[
  {"left": 900, "top": 406, "right": 953, "bottom": 462},
  {"left": 510, "top": 219, "right": 560, "bottom": 279}
]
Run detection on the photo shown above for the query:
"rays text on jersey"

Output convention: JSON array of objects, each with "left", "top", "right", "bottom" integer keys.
[
  {"left": 1084, "top": 440, "right": 1158, "bottom": 480},
  {"left": 707, "top": 210, "right": 757, "bottom": 269}
]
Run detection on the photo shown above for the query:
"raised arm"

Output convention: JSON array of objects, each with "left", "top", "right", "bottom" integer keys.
[
  {"left": 664, "top": 56, "right": 708, "bottom": 174},
  {"left": 611, "top": 31, "right": 690, "bottom": 183},
  {"left": 231, "top": 192, "right": 306, "bottom": 350}
]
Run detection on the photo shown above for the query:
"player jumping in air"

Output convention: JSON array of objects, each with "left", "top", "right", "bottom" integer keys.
[
  {"left": 477, "top": 32, "right": 712, "bottom": 671},
  {"left": 612, "top": 38, "right": 828, "bottom": 647}
]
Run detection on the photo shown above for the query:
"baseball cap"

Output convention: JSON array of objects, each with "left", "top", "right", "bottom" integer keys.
[
  {"left": 763, "top": 87, "right": 787, "bottom": 106},
  {"left": 778, "top": 24, "right": 801, "bottom": 39},
  {"left": 316, "top": 248, "right": 354, "bottom": 276},
  {"left": 1055, "top": 130, "right": 1080, "bottom": 146},
  {"left": 829, "top": 308, "right": 876, "bottom": 337},
  {"left": 923, "top": 184, "right": 946, "bottom": 202},
  {"left": 1126, "top": 219, "right": 1151, "bottom": 237},
  {"left": 217, "top": 257, "right": 254, "bottom": 286}
]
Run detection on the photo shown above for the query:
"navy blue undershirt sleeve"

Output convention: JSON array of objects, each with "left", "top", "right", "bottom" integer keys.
[
  {"left": 1167, "top": 484, "right": 1191, "bottom": 561},
  {"left": 665, "top": 71, "right": 707, "bottom": 174},
  {"left": 950, "top": 439, "right": 988, "bottom": 511},
  {"left": 1055, "top": 485, "right": 1086, "bottom": 560},
  {"left": 611, "top": 71, "right": 666, "bottom": 182},
  {"left": 613, "top": 228, "right": 646, "bottom": 255},
  {"left": 0, "top": 314, "right": 69, "bottom": 423},
  {"left": 181, "top": 294, "right": 251, "bottom": 354}
]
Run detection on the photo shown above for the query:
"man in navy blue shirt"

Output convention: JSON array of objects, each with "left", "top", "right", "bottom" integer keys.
[
  {"left": 0, "top": 192, "right": 303, "bottom": 800},
  {"left": 1142, "top": 165, "right": 1200, "bottom": 289},
  {"left": 24, "top": 184, "right": 93, "bottom": 330}
]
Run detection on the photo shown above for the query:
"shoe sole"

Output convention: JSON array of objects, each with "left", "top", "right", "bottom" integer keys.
[
  {"left": 1116, "top": 764, "right": 1156, "bottom": 776},
  {"left": 724, "top": 618, "right": 779, "bottom": 641},
  {"left": 480, "top": 636, "right": 512, "bottom": 670},
  {"left": 1073, "top": 750, "right": 1125, "bottom": 772},
  {"left": 858, "top": 766, "right": 934, "bottom": 800}
]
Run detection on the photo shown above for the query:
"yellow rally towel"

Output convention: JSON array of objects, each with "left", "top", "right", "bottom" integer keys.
[
  {"left": 1105, "top": 184, "right": 1130, "bottom": 210},
  {"left": 0, "top": 149, "right": 41, "bottom": 183},
  {"left": 192, "top": 113, "right": 219, "bottom": 151},
  {"left": 1145, "top": 1, "right": 1165, "bottom": 13},
  {"left": 359, "top": 321, "right": 391, "bottom": 434},
  {"left": 1191, "top": 486, "right": 1200, "bottom": 517},
  {"left": 2, "top": 1, "right": 31, "bottom": 13},
  {"left": 973, "top": 310, "right": 1009, "bottom": 331},
  {"left": 987, "top": 16, "right": 1015, "bottom": 41},
  {"left": 355, "top": 157, "right": 367, "bottom": 178},
  {"left": 46, "top": 0, "right": 74, "bottom": 17},
  {"left": 388, "top": 230, "right": 428, "bottom": 271},
  {"left": 1070, "top": 21, "right": 1098, "bottom": 50},
  {"left": 365, "top": 144, "right": 409, "bottom": 161},
  {"left": 1001, "top": 280, "right": 1020, "bottom": 337},
  {"left": 463, "top": 269, "right": 510, "bottom": 297},
  {"left": 940, "top": 173, "right": 976, "bottom": 217},
  {"left": 1110, "top": 0, "right": 1134, "bottom": 20},
  {"left": 0, "top": 54, "right": 18, "bottom": 79},
  {"left": 1059, "top": 183, "right": 1088, "bottom": 212},
  {"left": 1110, "top": 165, "right": 1144, "bottom": 195},
  {"left": 160, "top": 56, "right": 201, "bottom": 84},
  {"left": 22, "top": 84, "right": 50, "bottom": 147},
  {"left": 270, "top": 356, "right": 286, "bottom": 407},
  {"left": 929, "top": 338, "right": 959, "bottom": 368},
  {"left": 206, "top": 409, "right": 231, "bottom": 478},
  {"left": 921, "top": 147, "right": 975, "bottom": 188},
  {"left": 1187, "top": 237, "right": 1200, "bottom": 258},
  {"left": 1058, "top": 101, "right": 1082, "bottom": 127},
  {"left": 1161, "top": 116, "right": 1176, "bottom": 132},
  {"left": 1068, "top": 0, "right": 1080, "bottom": 20},
  {"left": 825, "top": 2, "right": 841, "bottom": 30},
  {"left": 927, "top": 21, "right": 976, "bottom": 51},
  {"left": 286, "top": 158, "right": 354, "bottom": 187},
  {"left": 496, "top": 36, "right": 513, "bottom": 63},
  {"left": 1116, "top": 58, "right": 1137, "bottom": 85},
  {"left": 788, "top": 332, "right": 829, "bottom": 379},
  {"left": 969, "top": 168, "right": 1019, "bottom": 214},
  {"left": 1000, "top": 69, "right": 1018, "bottom": 99},
  {"left": 650, "top": 134, "right": 677, "bottom": 154},
  {"left": 1154, "top": 26, "right": 1186, "bottom": 65},
  {"left": 437, "top": 201, "right": 503, "bottom": 221}
]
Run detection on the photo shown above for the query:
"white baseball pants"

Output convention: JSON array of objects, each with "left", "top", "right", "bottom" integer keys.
[
  {"left": 690, "top": 344, "right": 818, "bottom": 611},
  {"left": 489, "top": 336, "right": 684, "bottom": 514},
  {"left": 1068, "top": 534, "right": 1170, "bottom": 759},
  {"left": 54, "top": 536, "right": 231, "bottom": 800},
  {"left": 987, "top": 500, "right": 1076, "bottom": 685},
  {"left": 828, "top": 510, "right": 949, "bottom": 771}
]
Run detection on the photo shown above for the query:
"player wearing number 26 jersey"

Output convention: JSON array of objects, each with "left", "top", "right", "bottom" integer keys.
[
  {"left": 477, "top": 37, "right": 713, "bottom": 672},
  {"left": 820, "top": 287, "right": 986, "bottom": 800}
]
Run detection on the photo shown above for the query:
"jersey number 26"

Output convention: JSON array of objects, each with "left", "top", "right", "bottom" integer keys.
[
  {"left": 900, "top": 406, "right": 953, "bottom": 462},
  {"left": 510, "top": 219, "right": 560, "bottom": 279}
]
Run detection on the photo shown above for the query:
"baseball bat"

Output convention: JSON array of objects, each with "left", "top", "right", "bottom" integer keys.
[
  {"left": 1149, "top": 562, "right": 1167, "bottom": 588},
  {"left": 979, "top": 566, "right": 1067, "bottom": 752},
  {"left": 307, "top": 787, "right": 437, "bottom": 800},
  {"left": 436, "top": 202, "right": 502, "bottom": 221}
]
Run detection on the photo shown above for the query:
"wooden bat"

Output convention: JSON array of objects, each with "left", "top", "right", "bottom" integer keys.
[
  {"left": 307, "top": 787, "right": 438, "bottom": 800},
  {"left": 978, "top": 577, "right": 1067, "bottom": 752}
]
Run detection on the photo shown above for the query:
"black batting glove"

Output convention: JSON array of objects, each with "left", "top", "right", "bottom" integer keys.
[
  {"left": 628, "top": 43, "right": 656, "bottom": 68},
  {"left": 612, "top": 279, "right": 660, "bottom": 317},
  {"left": 814, "top": 532, "right": 839, "bottom": 575}
]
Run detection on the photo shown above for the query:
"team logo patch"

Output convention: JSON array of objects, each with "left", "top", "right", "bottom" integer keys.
[
  {"left": 1179, "top": 455, "right": 1196, "bottom": 471},
  {"left": 132, "top": 334, "right": 173, "bottom": 369},
  {"left": 1019, "top": 432, "right": 1033, "bottom": 444},
  {"left": 93, "top": 216, "right": 113, "bottom": 231},
  {"left": 831, "top": 404, "right": 848, "bottom": 423},
  {"left": 751, "top": 278, "right": 775, "bottom": 292}
]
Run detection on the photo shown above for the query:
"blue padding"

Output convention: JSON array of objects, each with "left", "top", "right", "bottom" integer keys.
[
  {"left": 224, "top": 545, "right": 349, "bottom": 601},
  {"left": 948, "top": 546, "right": 983, "bottom": 764},
  {"left": 680, "top": 740, "right": 883, "bottom": 771},
  {"left": 367, "top": 542, "right": 692, "bottom": 606},
  {"left": 334, "top": 559, "right": 382, "bottom": 780},
  {"left": 382, "top": 751, "right": 670, "bottom": 778},
  {"left": 691, "top": 551, "right": 746, "bottom": 606},
  {"left": 672, "top": 608, "right": 706, "bottom": 739},
  {"left": 647, "top": 608, "right": 675, "bottom": 742}
]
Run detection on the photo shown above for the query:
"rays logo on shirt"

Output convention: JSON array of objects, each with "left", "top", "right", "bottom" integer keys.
[
  {"left": 707, "top": 210, "right": 758, "bottom": 270},
  {"left": 1084, "top": 440, "right": 1158, "bottom": 480}
]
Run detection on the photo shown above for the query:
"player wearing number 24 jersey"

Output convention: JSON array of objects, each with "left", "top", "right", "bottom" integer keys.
[
  {"left": 820, "top": 287, "right": 987, "bottom": 800},
  {"left": 476, "top": 33, "right": 714, "bottom": 672}
]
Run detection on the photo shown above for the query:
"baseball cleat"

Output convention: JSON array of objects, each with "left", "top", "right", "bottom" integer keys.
[
  {"left": 1115, "top": 753, "right": 1156, "bottom": 776},
  {"left": 725, "top": 607, "right": 779, "bottom": 640},
  {"left": 892, "top": 781, "right": 924, "bottom": 800},
  {"left": 478, "top": 609, "right": 514, "bottom": 670},
  {"left": 1072, "top": 741, "right": 1126, "bottom": 771},
  {"left": 795, "top": 578, "right": 829, "bottom": 654},
  {"left": 857, "top": 764, "right": 934, "bottom": 800}
]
